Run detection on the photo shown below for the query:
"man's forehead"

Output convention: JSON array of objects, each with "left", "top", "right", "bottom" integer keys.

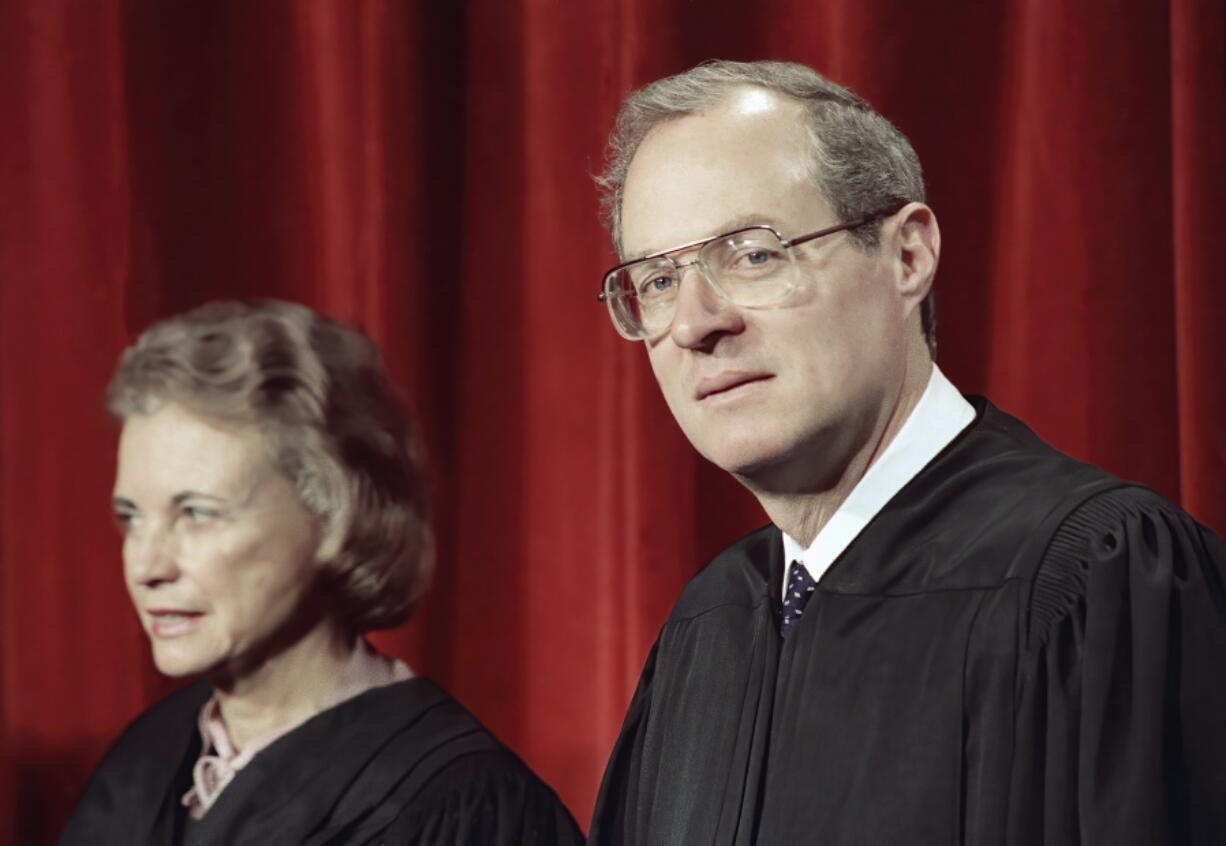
[{"left": 620, "top": 94, "right": 823, "bottom": 257}]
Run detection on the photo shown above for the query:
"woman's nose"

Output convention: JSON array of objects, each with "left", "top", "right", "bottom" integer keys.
[{"left": 125, "top": 525, "right": 180, "bottom": 587}]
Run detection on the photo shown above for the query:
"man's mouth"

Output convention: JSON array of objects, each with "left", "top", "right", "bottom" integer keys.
[{"left": 694, "top": 372, "right": 773, "bottom": 401}]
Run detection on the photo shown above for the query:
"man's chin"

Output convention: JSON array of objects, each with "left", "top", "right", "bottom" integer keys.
[
  {"left": 703, "top": 432, "right": 848, "bottom": 495},
  {"left": 700, "top": 439, "right": 795, "bottom": 483}
]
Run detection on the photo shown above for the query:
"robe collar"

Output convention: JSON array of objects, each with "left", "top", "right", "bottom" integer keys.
[{"left": 781, "top": 363, "right": 975, "bottom": 594}]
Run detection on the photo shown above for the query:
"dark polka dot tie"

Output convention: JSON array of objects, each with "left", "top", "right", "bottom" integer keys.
[{"left": 780, "top": 559, "right": 817, "bottom": 638}]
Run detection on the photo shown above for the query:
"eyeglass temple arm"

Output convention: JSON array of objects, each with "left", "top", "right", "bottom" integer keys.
[{"left": 787, "top": 203, "right": 909, "bottom": 248}]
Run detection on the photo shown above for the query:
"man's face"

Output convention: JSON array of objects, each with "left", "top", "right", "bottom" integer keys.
[{"left": 620, "top": 89, "right": 919, "bottom": 492}]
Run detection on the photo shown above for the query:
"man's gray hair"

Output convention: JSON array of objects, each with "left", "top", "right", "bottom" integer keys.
[{"left": 597, "top": 60, "right": 936, "bottom": 356}]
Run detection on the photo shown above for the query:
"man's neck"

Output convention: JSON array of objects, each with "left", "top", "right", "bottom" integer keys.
[{"left": 749, "top": 356, "right": 932, "bottom": 547}]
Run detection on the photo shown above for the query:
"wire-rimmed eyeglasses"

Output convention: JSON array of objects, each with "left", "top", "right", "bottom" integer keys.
[{"left": 597, "top": 205, "right": 906, "bottom": 341}]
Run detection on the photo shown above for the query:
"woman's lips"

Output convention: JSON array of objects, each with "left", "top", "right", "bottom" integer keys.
[{"left": 146, "top": 609, "right": 204, "bottom": 638}]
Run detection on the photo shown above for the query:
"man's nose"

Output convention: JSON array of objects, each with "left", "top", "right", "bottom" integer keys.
[
  {"left": 125, "top": 525, "right": 180, "bottom": 587},
  {"left": 666, "top": 265, "right": 745, "bottom": 350}
]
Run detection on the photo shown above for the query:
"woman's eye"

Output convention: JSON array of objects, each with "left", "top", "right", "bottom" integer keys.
[{"left": 181, "top": 505, "right": 221, "bottom": 524}]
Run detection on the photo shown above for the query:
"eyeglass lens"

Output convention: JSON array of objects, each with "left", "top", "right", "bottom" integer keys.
[{"left": 607, "top": 227, "right": 798, "bottom": 338}]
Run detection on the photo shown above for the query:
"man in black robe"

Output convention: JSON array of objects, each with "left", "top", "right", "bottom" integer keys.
[
  {"left": 589, "top": 59, "right": 1226, "bottom": 844},
  {"left": 60, "top": 677, "right": 583, "bottom": 844}
]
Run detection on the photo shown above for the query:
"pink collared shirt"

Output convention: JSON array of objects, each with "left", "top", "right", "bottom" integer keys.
[{"left": 182, "top": 640, "right": 413, "bottom": 819}]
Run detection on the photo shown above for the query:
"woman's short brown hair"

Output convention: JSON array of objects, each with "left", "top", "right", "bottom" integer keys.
[{"left": 106, "top": 299, "right": 432, "bottom": 632}]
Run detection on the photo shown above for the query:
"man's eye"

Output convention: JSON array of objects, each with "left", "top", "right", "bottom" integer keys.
[
  {"left": 731, "top": 247, "right": 783, "bottom": 271},
  {"left": 113, "top": 511, "right": 137, "bottom": 534},
  {"left": 637, "top": 275, "right": 677, "bottom": 297}
]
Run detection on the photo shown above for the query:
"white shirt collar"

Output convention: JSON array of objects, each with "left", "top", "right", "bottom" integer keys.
[{"left": 780, "top": 363, "right": 975, "bottom": 594}]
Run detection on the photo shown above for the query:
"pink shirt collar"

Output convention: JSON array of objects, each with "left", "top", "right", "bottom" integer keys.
[{"left": 183, "top": 640, "right": 412, "bottom": 819}]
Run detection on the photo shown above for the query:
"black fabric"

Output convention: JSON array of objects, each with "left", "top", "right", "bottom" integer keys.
[
  {"left": 60, "top": 678, "right": 583, "bottom": 845},
  {"left": 589, "top": 397, "right": 1226, "bottom": 845}
]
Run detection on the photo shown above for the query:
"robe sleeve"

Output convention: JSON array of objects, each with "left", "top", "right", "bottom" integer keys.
[
  {"left": 587, "top": 640, "right": 659, "bottom": 846},
  {"left": 375, "top": 748, "right": 584, "bottom": 845},
  {"left": 1010, "top": 487, "right": 1226, "bottom": 845}
]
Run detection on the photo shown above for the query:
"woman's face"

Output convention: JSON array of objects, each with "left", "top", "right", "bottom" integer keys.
[{"left": 112, "top": 401, "right": 324, "bottom": 681}]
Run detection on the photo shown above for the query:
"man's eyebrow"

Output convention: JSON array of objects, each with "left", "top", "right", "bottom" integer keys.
[
  {"left": 719, "top": 213, "right": 785, "bottom": 233},
  {"left": 112, "top": 496, "right": 137, "bottom": 511},
  {"left": 629, "top": 214, "right": 786, "bottom": 260}
]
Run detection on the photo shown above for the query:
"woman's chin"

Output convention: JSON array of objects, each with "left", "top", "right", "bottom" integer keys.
[
  {"left": 147, "top": 638, "right": 220, "bottom": 679},
  {"left": 150, "top": 653, "right": 208, "bottom": 678}
]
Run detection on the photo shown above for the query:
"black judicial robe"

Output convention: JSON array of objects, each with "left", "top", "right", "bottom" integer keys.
[
  {"left": 590, "top": 398, "right": 1226, "bottom": 845},
  {"left": 61, "top": 678, "right": 583, "bottom": 845}
]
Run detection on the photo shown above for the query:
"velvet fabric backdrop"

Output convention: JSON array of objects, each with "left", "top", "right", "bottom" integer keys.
[{"left": 1, "top": 1, "right": 1223, "bottom": 841}]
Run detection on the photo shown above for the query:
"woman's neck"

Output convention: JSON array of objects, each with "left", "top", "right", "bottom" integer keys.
[{"left": 212, "top": 619, "right": 354, "bottom": 752}]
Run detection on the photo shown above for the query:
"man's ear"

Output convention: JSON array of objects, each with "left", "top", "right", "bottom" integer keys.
[{"left": 890, "top": 202, "right": 940, "bottom": 309}]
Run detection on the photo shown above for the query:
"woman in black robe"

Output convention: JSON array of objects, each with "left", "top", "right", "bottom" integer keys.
[{"left": 61, "top": 300, "right": 582, "bottom": 845}]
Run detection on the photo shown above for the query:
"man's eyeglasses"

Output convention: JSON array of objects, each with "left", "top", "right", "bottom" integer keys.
[{"left": 597, "top": 206, "right": 905, "bottom": 341}]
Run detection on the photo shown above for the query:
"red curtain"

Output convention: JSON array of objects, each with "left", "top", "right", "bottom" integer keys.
[{"left": 2, "top": 1, "right": 1223, "bottom": 841}]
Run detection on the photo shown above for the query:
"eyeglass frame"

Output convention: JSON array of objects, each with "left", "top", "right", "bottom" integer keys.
[{"left": 596, "top": 202, "right": 909, "bottom": 340}]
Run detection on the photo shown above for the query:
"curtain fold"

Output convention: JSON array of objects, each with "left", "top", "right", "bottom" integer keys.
[
  {"left": 2, "top": 2, "right": 1222, "bottom": 840},
  {"left": 1171, "top": 0, "right": 1226, "bottom": 523}
]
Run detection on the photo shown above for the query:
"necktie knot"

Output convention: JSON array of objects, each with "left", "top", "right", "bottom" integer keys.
[{"left": 780, "top": 560, "right": 817, "bottom": 638}]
